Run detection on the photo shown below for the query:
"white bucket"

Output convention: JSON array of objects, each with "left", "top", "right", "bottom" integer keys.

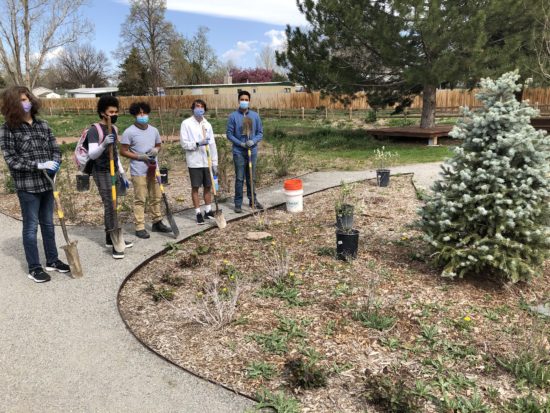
[{"left": 284, "top": 188, "right": 303, "bottom": 212}]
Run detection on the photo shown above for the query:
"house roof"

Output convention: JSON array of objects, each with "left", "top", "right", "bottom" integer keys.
[
  {"left": 32, "top": 87, "right": 55, "bottom": 96},
  {"left": 165, "top": 81, "right": 293, "bottom": 90},
  {"left": 66, "top": 87, "right": 118, "bottom": 94}
]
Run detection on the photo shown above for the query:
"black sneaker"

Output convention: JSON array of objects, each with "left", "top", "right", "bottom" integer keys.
[
  {"left": 135, "top": 229, "right": 150, "bottom": 239},
  {"left": 106, "top": 233, "right": 134, "bottom": 248},
  {"left": 28, "top": 267, "right": 51, "bottom": 283},
  {"left": 196, "top": 212, "right": 205, "bottom": 225},
  {"left": 249, "top": 200, "right": 264, "bottom": 210},
  {"left": 45, "top": 259, "right": 71, "bottom": 273},
  {"left": 152, "top": 220, "right": 171, "bottom": 233},
  {"left": 112, "top": 248, "right": 125, "bottom": 259},
  {"left": 204, "top": 210, "right": 215, "bottom": 220},
  {"left": 234, "top": 206, "right": 243, "bottom": 213}
]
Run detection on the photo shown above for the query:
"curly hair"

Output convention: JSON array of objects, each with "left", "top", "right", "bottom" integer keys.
[
  {"left": 97, "top": 95, "right": 119, "bottom": 118},
  {"left": 1, "top": 86, "right": 41, "bottom": 129},
  {"left": 191, "top": 99, "right": 208, "bottom": 112},
  {"left": 128, "top": 101, "right": 151, "bottom": 116}
]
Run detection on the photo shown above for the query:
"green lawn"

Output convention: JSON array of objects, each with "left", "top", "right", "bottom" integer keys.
[{"left": 19, "top": 113, "right": 456, "bottom": 170}]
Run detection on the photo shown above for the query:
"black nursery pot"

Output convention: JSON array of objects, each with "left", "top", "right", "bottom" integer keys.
[
  {"left": 376, "top": 169, "right": 390, "bottom": 187},
  {"left": 75, "top": 174, "right": 90, "bottom": 192},
  {"left": 336, "top": 204, "right": 354, "bottom": 230},
  {"left": 160, "top": 167, "right": 169, "bottom": 185},
  {"left": 336, "top": 228, "right": 359, "bottom": 260}
]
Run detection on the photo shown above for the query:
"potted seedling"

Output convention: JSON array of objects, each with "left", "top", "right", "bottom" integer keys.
[
  {"left": 159, "top": 162, "right": 170, "bottom": 185},
  {"left": 335, "top": 181, "right": 354, "bottom": 230},
  {"left": 373, "top": 146, "right": 398, "bottom": 187},
  {"left": 336, "top": 198, "right": 359, "bottom": 261}
]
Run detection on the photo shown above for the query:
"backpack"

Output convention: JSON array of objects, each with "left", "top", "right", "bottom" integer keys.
[{"left": 73, "top": 123, "right": 117, "bottom": 174}]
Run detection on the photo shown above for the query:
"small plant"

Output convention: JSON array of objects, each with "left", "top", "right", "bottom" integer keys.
[
  {"left": 335, "top": 181, "right": 354, "bottom": 215},
  {"left": 316, "top": 246, "right": 336, "bottom": 257},
  {"left": 246, "top": 361, "right": 277, "bottom": 380},
  {"left": 353, "top": 306, "right": 396, "bottom": 331},
  {"left": 177, "top": 252, "right": 200, "bottom": 268},
  {"left": 160, "top": 273, "right": 184, "bottom": 287},
  {"left": 264, "top": 245, "right": 291, "bottom": 285},
  {"left": 144, "top": 282, "right": 175, "bottom": 302},
  {"left": 179, "top": 276, "right": 243, "bottom": 328},
  {"left": 194, "top": 245, "right": 211, "bottom": 255},
  {"left": 285, "top": 356, "right": 328, "bottom": 389},
  {"left": 507, "top": 393, "right": 550, "bottom": 412},
  {"left": 365, "top": 109, "right": 377, "bottom": 123},
  {"left": 373, "top": 146, "right": 399, "bottom": 170},
  {"left": 251, "top": 316, "right": 307, "bottom": 354},
  {"left": 364, "top": 370, "right": 424, "bottom": 413},
  {"left": 420, "top": 324, "right": 439, "bottom": 343},
  {"left": 164, "top": 241, "right": 182, "bottom": 256},
  {"left": 498, "top": 352, "right": 550, "bottom": 388},
  {"left": 253, "top": 388, "right": 301, "bottom": 413},
  {"left": 272, "top": 140, "right": 297, "bottom": 177}
]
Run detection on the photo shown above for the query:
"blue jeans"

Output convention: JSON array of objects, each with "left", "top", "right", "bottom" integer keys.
[
  {"left": 16, "top": 190, "right": 59, "bottom": 271},
  {"left": 233, "top": 150, "right": 257, "bottom": 207}
]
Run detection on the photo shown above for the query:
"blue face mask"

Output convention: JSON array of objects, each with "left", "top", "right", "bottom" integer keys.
[
  {"left": 136, "top": 115, "right": 149, "bottom": 124},
  {"left": 239, "top": 101, "right": 249, "bottom": 110},
  {"left": 194, "top": 108, "right": 205, "bottom": 117}
]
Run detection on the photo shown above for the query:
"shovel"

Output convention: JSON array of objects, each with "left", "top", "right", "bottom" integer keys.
[
  {"left": 106, "top": 116, "right": 126, "bottom": 253},
  {"left": 42, "top": 171, "right": 83, "bottom": 278},
  {"left": 242, "top": 116, "right": 256, "bottom": 213},
  {"left": 154, "top": 164, "right": 180, "bottom": 238},
  {"left": 202, "top": 125, "right": 226, "bottom": 229}
]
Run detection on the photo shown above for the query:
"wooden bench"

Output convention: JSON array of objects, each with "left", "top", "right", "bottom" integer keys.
[{"left": 365, "top": 126, "right": 453, "bottom": 146}]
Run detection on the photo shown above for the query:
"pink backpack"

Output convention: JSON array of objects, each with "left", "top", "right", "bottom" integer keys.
[{"left": 73, "top": 123, "right": 117, "bottom": 173}]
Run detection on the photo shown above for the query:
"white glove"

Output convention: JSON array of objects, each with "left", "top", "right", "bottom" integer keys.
[
  {"left": 37, "top": 161, "right": 59, "bottom": 171},
  {"left": 101, "top": 134, "right": 116, "bottom": 148},
  {"left": 147, "top": 147, "right": 159, "bottom": 157}
]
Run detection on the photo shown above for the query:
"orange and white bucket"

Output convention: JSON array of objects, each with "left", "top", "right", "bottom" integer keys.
[{"left": 283, "top": 179, "right": 303, "bottom": 213}]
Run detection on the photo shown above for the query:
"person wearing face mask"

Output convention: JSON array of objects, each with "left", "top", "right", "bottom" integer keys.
[
  {"left": 226, "top": 90, "right": 263, "bottom": 213},
  {"left": 85, "top": 95, "right": 133, "bottom": 258},
  {"left": 180, "top": 99, "right": 218, "bottom": 225},
  {"left": 0, "top": 86, "right": 70, "bottom": 282},
  {"left": 120, "top": 101, "right": 170, "bottom": 238}
]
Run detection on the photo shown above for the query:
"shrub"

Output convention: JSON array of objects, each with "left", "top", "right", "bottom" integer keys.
[
  {"left": 285, "top": 356, "right": 327, "bottom": 389},
  {"left": 365, "top": 109, "right": 377, "bottom": 123},
  {"left": 420, "top": 71, "right": 550, "bottom": 282},
  {"left": 271, "top": 140, "right": 296, "bottom": 178}
]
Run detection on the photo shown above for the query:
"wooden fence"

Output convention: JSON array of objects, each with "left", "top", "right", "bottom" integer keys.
[{"left": 38, "top": 89, "right": 550, "bottom": 114}]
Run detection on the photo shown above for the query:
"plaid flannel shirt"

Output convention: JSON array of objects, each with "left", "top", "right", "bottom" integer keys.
[{"left": 0, "top": 118, "right": 61, "bottom": 193}]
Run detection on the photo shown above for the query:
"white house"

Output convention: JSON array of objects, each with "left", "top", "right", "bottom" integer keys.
[
  {"left": 32, "top": 87, "right": 61, "bottom": 99},
  {"left": 66, "top": 87, "right": 118, "bottom": 98}
]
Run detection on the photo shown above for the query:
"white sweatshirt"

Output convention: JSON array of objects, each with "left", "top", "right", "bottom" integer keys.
[{"left": 179, "top": 116, "right": 218, "bottom": 168}]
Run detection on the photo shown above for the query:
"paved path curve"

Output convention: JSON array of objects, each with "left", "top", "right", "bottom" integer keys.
[{"left": 0, "top": 163, "right": 442, "bottom": 413}]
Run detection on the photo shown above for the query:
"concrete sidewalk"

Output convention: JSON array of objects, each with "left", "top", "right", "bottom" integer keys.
[{"left": 0, "top": 163, "right": 442, "bottom": 413}]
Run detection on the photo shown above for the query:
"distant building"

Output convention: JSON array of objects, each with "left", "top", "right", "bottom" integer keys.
[
  {"left": 165, "top": 81, "right": 296, "bottom": 96},
  {"left": 66, "top": 87, "right": 118, "bottom": 98},
  {"left": 32, "top": 87, "right": 61, "bottom": 99}
]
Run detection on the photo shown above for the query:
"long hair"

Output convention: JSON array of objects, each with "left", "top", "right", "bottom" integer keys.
[{"left": 1, "top": 86, "right": 41, "bottom": 129}]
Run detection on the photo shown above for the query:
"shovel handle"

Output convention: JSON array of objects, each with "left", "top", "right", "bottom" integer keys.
[{"left": 42, "top": 170, "right": 71, "bottom": 244}]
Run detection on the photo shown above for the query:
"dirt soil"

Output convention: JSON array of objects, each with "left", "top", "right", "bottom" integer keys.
[{"left": 118, "top": 176, "right": 549, "bottom": 412}]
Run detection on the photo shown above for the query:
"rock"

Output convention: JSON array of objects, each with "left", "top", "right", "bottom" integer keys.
[
  {"left": 246, "top": 231, "right": 272, "bottom": 241},
  {"left": 530, "top": 302, "right": 550, "bottom": 317}
]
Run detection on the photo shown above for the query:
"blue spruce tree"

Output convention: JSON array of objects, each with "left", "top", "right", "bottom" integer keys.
[{"left": 420, "top": 71, "right": 550, "bottom": 282}]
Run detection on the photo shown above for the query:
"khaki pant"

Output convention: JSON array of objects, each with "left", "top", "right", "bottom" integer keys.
[{"left": 131, "top": 175, "right": 162, "bottom": 231}]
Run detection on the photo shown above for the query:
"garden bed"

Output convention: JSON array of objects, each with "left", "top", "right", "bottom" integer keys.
[{"left": 118, "top": 176, "right": 550, "bottom": 412}]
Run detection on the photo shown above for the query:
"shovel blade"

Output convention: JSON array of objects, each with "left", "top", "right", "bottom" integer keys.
[
  {"left": 214, "top": 210, "right": 227, "bottom": 229},
  {"left": 109, "top": 228, "right": 126, "bottom": 253},
  {"left": 167, "top": 213, "right": 180, "bottom": 238},
  {"left": 61, "top": 241, "right": 83, "bottom": 278}
]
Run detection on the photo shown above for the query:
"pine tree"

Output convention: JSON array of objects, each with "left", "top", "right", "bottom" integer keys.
[
  {"left": 118, "top": 48, "right": 150, "bottom": 96},
  {"left": 420, "top": 71, "right": 550, "bottom": 283},
  {"left": 277, "top": 0, "right": 542, "bottom": 128}
]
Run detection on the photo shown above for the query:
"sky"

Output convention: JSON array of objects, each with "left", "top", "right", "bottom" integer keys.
[{"left": 80, "top": 0, "right": 308, "bottom": 70}]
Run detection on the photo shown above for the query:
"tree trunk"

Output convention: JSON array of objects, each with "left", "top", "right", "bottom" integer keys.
[{"left": 420, "top": 84, "right": 437, "bottom": 128}]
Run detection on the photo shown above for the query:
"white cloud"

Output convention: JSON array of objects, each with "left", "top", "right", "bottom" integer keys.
[
  {"left": 165, "top": 0, "right": 308, "bottom": 26},
  {"left": 222, "top": 40, "right": 258, "bottom": 63},
  {"left": 264, "top": 29, "right": 287, "bottom": 51}
]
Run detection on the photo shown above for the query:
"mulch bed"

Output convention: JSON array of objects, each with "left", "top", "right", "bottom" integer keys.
[{"left": 118, "top": 176, "right": 550, "bottom": 412}]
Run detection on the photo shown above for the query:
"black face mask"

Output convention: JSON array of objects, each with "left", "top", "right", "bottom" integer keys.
[{"left": 110, "top": 115, "right": 118, "bottom": 124}]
